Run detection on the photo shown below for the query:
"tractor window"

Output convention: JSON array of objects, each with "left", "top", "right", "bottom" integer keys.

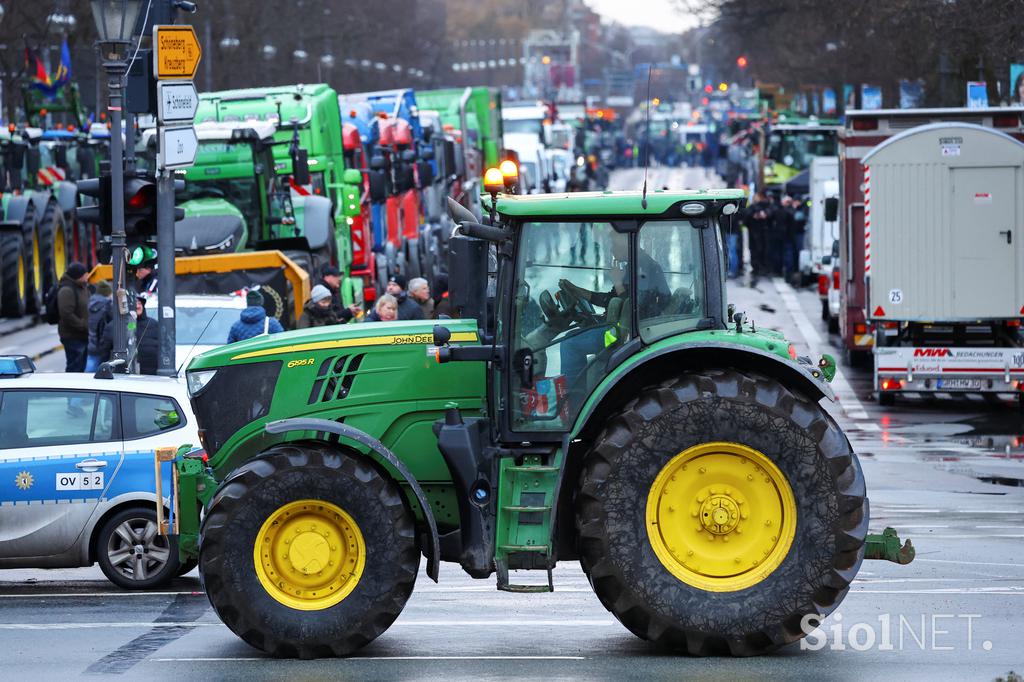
[
  {"left": 510, "top": 221, "right": 630, "bottom": 432},
  {"left": 637, "top": 220, "right": 705, "bottom": 343}
]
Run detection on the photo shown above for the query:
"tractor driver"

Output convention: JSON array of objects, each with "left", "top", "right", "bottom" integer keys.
[{"left": 554, "top": 234, "right": 670, "bottom": 385}]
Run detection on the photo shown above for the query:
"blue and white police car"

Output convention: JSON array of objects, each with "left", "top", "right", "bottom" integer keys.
[{"left": 0, "top": 356, "right": 200, "bottom": 588}]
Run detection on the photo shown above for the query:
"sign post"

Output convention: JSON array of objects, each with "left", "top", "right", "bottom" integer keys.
[{"left": 153, "top": 25, "right": 202, "bottom": 376}]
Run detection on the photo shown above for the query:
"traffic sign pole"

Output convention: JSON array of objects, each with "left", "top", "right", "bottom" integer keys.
[
  {"left": 156, "top": 168, "right": 177, "bottom": 376},
  {"left": 152, "top": 24, "right": 202, "bottom": 376}
]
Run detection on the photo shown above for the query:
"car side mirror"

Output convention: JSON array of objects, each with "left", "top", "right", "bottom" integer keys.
[
  {"left": 291, "top": 148, "right": 310, "bottom": 186},
  {"left": 824, "top": 197, "right": 839, "bottom": 222}
]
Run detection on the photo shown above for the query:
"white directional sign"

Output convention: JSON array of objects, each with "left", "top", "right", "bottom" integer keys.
[
  {"left": 158, "top": 125, "right": 199, "bottom": 170},
  {"left": 157, "top": 81, "right": 199, "bottom": 124}
]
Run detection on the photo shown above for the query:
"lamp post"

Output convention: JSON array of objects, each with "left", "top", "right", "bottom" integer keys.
[{"left": 90, "top": 0, "right": 144, "bottom": 368}]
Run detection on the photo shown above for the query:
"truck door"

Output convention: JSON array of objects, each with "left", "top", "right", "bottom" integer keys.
[{"left": 951, "top": 167, "right": 1017, "bottom": 318}]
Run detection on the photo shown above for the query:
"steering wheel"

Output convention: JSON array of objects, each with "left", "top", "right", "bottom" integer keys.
[
  {"left": 192, "top": 186, "right": 226, "bottom": 200},
  {"left": 556, "top": 279, "right": 601, "bottom": 327}
]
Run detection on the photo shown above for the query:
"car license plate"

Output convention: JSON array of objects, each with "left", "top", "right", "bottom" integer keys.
[
  {"left": 937, "top": 379, "right": 982, "bottom": 390},
  {"left": 55, "top": 472, "right": 105, "bottom": 491}
]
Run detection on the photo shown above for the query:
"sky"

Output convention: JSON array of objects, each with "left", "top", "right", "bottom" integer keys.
[{"left": 585, "top": 0, "right": 703, "bottom": 32}]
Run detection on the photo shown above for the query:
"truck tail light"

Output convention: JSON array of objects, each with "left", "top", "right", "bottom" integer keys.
[
  {"left": 883, "top": 321, "right": 899, "bottom": 329},
  {"left": 854, "top": 323, "right": 868, "bottom": 334},
  {"left": 993, "top": 113, "right": 1020, "bottom": 128},
  {"left": 880, "top": 378, "right": 904, "bottom": 391},
  {"left": 852, "top": 118, "right": 878, "bottom": 131},
  {"left": 832, "top": 268, "right": 840, "bottom": 290},
  {"left": 818, "top": 274, "right": 829, "bottom": 296},
  {"left": 1007, "top": 319, "right": 1021, "bottom": 328}
]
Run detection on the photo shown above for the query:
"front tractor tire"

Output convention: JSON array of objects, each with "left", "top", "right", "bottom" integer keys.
[
  {"left": 575, "top": 369, "right": 867, "bottom": 655},
  {"left": 199, "top": 443, "right": 419, "bottom": 658}
]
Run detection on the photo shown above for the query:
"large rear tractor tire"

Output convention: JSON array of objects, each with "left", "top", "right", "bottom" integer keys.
[
  {"left": 0, "top": 232, "right": 28, "bottom": 318},
  {"left": 199, "top": 442, "right": 419, "bottom": 658},
  {"left": 37, "top": 200, "right": 68, "bottom": 295},
  {"left": 575, "top": 369, "right": 867, "bottom": 656}
]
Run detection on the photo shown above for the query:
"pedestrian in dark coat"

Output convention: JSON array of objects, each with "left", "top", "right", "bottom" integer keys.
[
  {"left": 86, "top": 280, "right": 113, "bottom": 372},
  {"left": 297, "top": 285, "right": 341, "bottom": 329},
  {"left": 57, "top": 262, "right": 90, "bottom": 372},
  {"left": 384, "top": 274, "right": 425, "bottom": 321},
  {"left": 319, "top": 265, "right": 361, "bottom": 322},
  {"left": 227, "top": 290, "right": 284, "bottom": 343},
  {"left": 132, "top": 297, "right": 160, "bottom": 375}
]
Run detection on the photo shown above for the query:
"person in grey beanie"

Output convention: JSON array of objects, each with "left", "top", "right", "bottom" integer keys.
[{"left": 297, "top": 284, "right": 342, "bottom": 329}]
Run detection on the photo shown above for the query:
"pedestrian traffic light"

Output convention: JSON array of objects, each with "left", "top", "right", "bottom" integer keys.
[
  {"left": 76, "top": 175, "right": 112, "bottom": 233},
  {"left": 737, "top": 56, "right": 748, "bottom": 69}
]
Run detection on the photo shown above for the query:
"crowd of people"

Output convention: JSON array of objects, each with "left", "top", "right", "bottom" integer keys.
[
  {"left": 729, "top": 191, "right": 809, "bottom": 285},
  {"left": 53, "top": 258, "right": 457, "bottom": 374}
]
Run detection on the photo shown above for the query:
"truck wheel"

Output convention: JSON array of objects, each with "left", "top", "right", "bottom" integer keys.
[
  {"left": 0, "top": 232, "right": 28, "bottom": 318},
  {"left": 827, "top": 315, "right": 839, "bottom": 334},
  {"left": 37, "top": 201, "right": 67, "bottom": 294},
  {"left": 877, "top": 392, "right": 895, "bottom": 407},
  {"left": 199, "top": 442, "right": 419, "bottom": 658},
  {"left": 575, "top": 369, "right": 867, "bottom": 655},
  {"left": 96, "top": 507, "right": 181, "bottom": 589}
]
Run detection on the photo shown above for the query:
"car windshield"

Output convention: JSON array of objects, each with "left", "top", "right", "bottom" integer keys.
[
  {"left": 178, "top": 176, "right": 261, "bottom": 230},
  {"left": 766, "top": 129, "right": 837, "bottom": 170},
  {"left": 175, "top": 306, "right": 240, "bottom": 346}
]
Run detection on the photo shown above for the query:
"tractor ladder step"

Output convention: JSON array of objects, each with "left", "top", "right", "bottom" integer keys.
[
  {"left": 499, "top": 544, "right": 550, "bottom": 552},
  {"left": 513, "top": 465, "right": 559, "bottom": 473},
  {"left": 502, "top": 505, "right": 551, "bottom": 513}
]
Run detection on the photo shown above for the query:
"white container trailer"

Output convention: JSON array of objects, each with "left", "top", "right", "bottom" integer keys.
[
  {"left": 802, "top": 155, "right": 839, "bottom": 280},
  {"left": 863, "top": 122, "right": 1024, "bottom": 403}
]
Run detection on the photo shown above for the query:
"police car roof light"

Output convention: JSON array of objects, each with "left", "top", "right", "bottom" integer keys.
[{"left": 0, "top": 355, "right": 36, "bottom": 377}]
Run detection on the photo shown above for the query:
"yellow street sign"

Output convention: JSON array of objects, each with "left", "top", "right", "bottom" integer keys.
[{"left": 153, "top": 25, "right": 202, "bottom": 80}]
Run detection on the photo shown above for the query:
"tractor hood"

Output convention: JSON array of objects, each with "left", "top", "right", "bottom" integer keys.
[
  {"left": 175, "top": 199, "right": 248, "bottom": 255},
  {"left": 486, "top": 188, "right": 746, "bottom": 219},
  {"left": 186, "top": 318, "right": 480, "bottom": 371}
]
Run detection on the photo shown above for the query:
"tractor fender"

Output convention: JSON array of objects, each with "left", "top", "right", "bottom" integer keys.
[
  {"left": 54, "top": 180, "right": 78, "bottom": 216},
  {"left": 572, "top": 341, "right": 835, "bottom": 441},
  {"left": 294, "top": 194, "right": 333, "bottom": 251},
  {"left": 264, "top": 417, "right": 441, "bottom": 582},
  {"left": 2, "top": 195, "right": 34, "bottom": 227},
  {"left": 28, "top": 190, "right": 51, "bottom": 218}
]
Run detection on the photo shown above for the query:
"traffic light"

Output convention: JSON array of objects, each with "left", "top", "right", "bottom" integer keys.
[
  {"left": 77, "top": 175, "right": 113, "bottom": 234},
  {"left": 124, "top": 176, "right": 158, "bottom": 238},
  {"left": 737, "top": 56, "right": 748, "bottom": 69}
]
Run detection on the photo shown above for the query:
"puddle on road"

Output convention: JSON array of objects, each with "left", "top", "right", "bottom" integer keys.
[{"left": 855, "top": 405, "right": 1024, "bottom": 488}]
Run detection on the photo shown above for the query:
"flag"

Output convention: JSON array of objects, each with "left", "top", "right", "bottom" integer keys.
[
  {"left": 53, "top": 39, "right": 72, "bottom": 89},
  {"left": 25, "top": 44, "right": 51, "bottom": 92}
]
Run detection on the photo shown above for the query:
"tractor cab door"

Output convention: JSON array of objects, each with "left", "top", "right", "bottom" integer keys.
[
  {"left": 504, "top": 220, "right": 633, "bottom": 437},
  {"left": 503, "top": 217, "right": 713, "bottom": 438}
]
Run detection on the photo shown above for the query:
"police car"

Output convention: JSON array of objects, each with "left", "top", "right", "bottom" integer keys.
[{"left": 0, "top": 356, "right": 200, "bottom": 589}]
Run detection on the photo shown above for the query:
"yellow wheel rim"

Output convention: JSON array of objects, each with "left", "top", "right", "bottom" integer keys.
[
  {"left": 54, "top": 227, "right": 66, "bottom": 277},
  {"left": 645, "top": 442, "right": 797, "bottom": 592},
  {"left": 253, "top": 499, "right": 365, "bottom": 611},
  {"left": 32, "top": 234, "right": 41, "bottom": 290},
  {"left": 18, "top": 252, "right": 26, "bottom": 297}
]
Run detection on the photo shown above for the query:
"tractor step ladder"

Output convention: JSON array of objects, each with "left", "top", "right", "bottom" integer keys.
[{"left": 495, "top": 458, "right": 558, "bottom": 593}]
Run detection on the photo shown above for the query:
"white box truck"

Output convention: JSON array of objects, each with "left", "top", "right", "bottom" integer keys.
[
  {"left": 802, "top": 155, "right": 839, "bottom": 279},
  {"left": 863, "top": 122, "right": 1024, "bottom": 404}
]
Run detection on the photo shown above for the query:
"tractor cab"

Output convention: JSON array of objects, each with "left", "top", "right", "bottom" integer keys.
[{"left": 450, "top": 186, "right": 743, "bottom": 438}]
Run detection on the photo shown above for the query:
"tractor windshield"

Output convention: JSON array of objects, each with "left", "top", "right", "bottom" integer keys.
[{"left": 509, "top": 219, "right": 707, "bottom": 432}]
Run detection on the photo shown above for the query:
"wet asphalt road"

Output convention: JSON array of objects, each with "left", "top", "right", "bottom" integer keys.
[{"left": 3, "top": 168, "right": 1023, "bottom": 680}]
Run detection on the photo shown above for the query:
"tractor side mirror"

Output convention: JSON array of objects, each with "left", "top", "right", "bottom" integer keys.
[
  {"left": 291, "top": 148, "right": 311, "bottom": 186},
  {"left": 342, "top": 168, "right": 362, "bottom": 184},
  {"left": 448, "top": 234, "right": 489, "bottom": 325},
  {"left": 824, "top": 197, "right": 839, "bottom": 222}
]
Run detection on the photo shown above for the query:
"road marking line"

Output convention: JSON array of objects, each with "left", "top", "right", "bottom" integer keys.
[
  {"left": 772, "top": 278, "right": 871, "bottom": 420},
  {"left": 0, "top": 619, "right": 618, "bottom": 630},
  {"left": 151, "top": 656, "right": 587, "bottom": 662},
  {"left": 920, "top": 534, "right": 1024, "bottom": 539},
  {"left": 853, "top": 588, "right": 1024, "bottom": 594},
  {"left": 0, "top": 591, "right": 200, "bottom": 599},
  {"left": 918, "top": 558, "right": 1024, "bottom": 568}
]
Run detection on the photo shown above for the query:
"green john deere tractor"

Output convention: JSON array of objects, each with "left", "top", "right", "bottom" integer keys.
[{"left": 171, "top": 182, "right": 912, "bottom": 658}]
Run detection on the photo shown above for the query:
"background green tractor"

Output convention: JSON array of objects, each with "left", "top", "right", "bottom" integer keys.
[{"left": 176, "top": 185, "right": 906, "bottom": 658}]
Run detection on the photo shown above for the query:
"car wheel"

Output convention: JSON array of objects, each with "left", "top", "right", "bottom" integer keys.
[{"left": 96, "top": 507, "right": 181, "bottom": 589}]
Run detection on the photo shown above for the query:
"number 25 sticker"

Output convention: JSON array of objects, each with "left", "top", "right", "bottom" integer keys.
[{"left": 888, "top": 289, "right": 903, "bottom": 305}]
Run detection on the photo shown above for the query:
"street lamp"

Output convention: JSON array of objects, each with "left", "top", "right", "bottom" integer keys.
[{"left": 90, "top": 0, "right": 144, "bottom": 368}]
